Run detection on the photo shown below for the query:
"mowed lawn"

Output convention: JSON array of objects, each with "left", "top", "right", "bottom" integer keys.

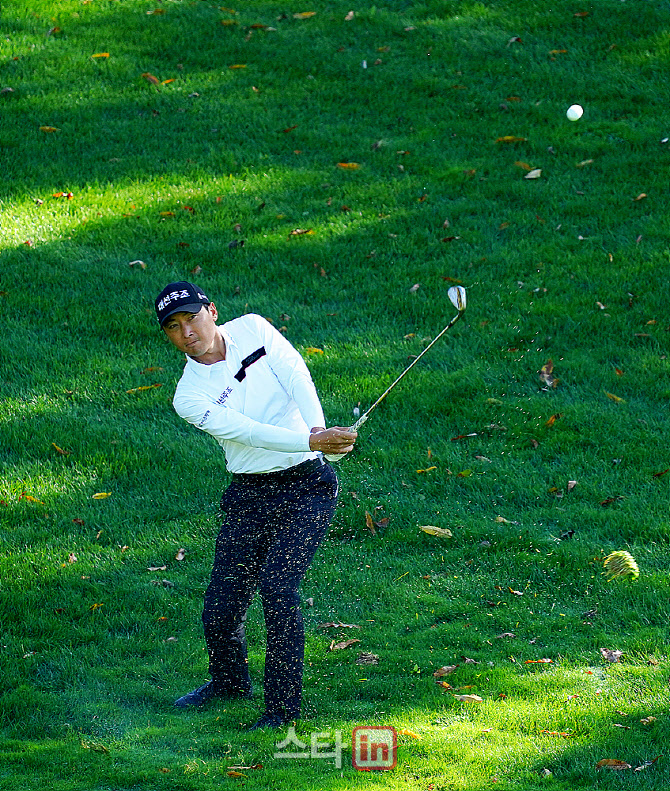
[{"left": 1, "top": 1, "right": 669, "bottom": 789}]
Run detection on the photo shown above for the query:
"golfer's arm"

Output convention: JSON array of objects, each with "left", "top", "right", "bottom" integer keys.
[{"left": 174, "top": 397, "right": 311, "bottom": 453}]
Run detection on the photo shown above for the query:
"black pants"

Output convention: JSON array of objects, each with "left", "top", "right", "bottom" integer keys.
[{"left": 202, "top": 458, "right": 338, "bottom": 718}]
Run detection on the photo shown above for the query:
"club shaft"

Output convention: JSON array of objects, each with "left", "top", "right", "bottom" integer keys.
[{"left": 349, "top": 308, "right": 465, "bottom": 432}]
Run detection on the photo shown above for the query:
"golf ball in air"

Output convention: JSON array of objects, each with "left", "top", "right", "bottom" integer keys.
[{"left": 566, "top": 104, "right": 583, "bottom": 121}]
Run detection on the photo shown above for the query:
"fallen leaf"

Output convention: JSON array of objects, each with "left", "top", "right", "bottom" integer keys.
[
  {"left": 419, "top": 526, "right": 452, "bottom": 538},
  {"left": 453, "top": 694, "right": 483, "bottom": 702},
  {"left": 91, "top": 52, "right": 110, "bottom": 58},
  {"left": 514, "top": 161, "right": 533, "bottom": 171},
  {"left": 92, "top": 492, "right": 112, "bottom": 499},
  {"left": 549, "top": 49, "right": 568, "bottom": 54},
  {"left": 525, "top": 658, "right": 552, "bottom": 664},
  {"left": 409, "top": 283, "right": 421, "bottom": 293},
  {"left": 126, "top": 384, "right": 162, "bottom": 394},
  {"left": 416, "top": 466, "right": 437, "bottom": 474},
  {"left": 39, "top": 126, "right": 60, "bottom": 133},
  {"left": 640, "top": 717, "right": 657, "bottom": 724},
  {"left": 545, "top": 413, "right": 562, "bottom": 427},
  {"left": 496, "top": 632, "right": 516, "bottom": 639},
  {"left": 148, "top": 565, "right": 167, "bottom": 572},
  {"left": 496, "top": 136, "right": 527, "bottom": 143},
  {"left": 539, "top": 359, "right": 558, "bottom": 388},
  {"left": 90, "top": 603, "right": 104, "bottom": 611},
  {"left": 318, "top": 622, "right": 360, "bottom": 629},
  {"left": 524, "top": 168, "right": 542, "bottom": 179},
  {"left": 345, "top": 11, "right": 355, "bottom": 21},
  {"left": 605, "top": 391, "right": 625, "bottom": 403},
  {"left": 433, "top": 665, "right": 459, "bottom": 677},
  {"left": 576, "top": 159, "right": 594, "bottom": 167},
  {"left": 495, "top": 516, "right": 518, "bottom": 525},
  {"left": 52, "top": 443, "right": 72, "bottom": 455},
  {"left": 574, "top": 11, "right": 590, "bottom": 17},
  {"left": 567, "top": 480, "right": 578, "bottom": 491},
  {"left": 293, "top": 11, "right": 316, "bottom": 19},
  {"left": 228, "top": 64, "right": 247, "bottom": 69},
  {"left": 141, "top": 366, "right": 164, "bottom": 374},
  {"left": 600, "top": 648, "right": 623, "bottom": 663},
  {"left": 635, "top": 757, "right": 661, "bottom": 771},
  {"left": 330, "top": 638, "right": 361, "bottom": 651},
  {"left": 288, "top": 228, "right": 314, "bottom": 238},
  {"left": 128, "top": 260, "right": 146, "bottom": 269},
  {"left": 596, "top": 759, "right": 632, "bottom": 770},
  {"left": 227, "top": 771, "right": 247, "bottom": 778},
  {"left": 356, "top": 652, "right": 379, "bottom": 664},
  {"left": 304, "top": 347, "right": 323, "bottom": 356},
  {"left": 337, "top": 162, "right": 361, "bottom": 169},
  {"left": 612, "top": 723, "right": 631, "bottom": 729},
  {"left": 175, "top": 548, "right": 186, "bottom": 561},
  {"left": 72, "top": 518, "right": 85, "bottom": 526},
  {"left": 398, "top": 728, "right": 421, "bottom": 739},
  {"left": 141, "top": 72, "right": 160, "bottom": 85},
  {"left": 508, "top": 587, "right": 523, "bottom": 596},
  {"left": 603, "top": 550, "right": 639, "bottom": 580},
  {"left": 462, "top": 656, "right": 480, "bottom": 664}
]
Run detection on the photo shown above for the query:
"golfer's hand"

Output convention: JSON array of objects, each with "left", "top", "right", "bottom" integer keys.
[{"left": 309, "top": 426, "right": 357, "bottom": 455}]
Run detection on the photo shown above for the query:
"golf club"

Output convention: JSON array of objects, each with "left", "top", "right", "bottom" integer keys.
[{"left": 325, "top": 285, "right": 467, "bottom": 461}]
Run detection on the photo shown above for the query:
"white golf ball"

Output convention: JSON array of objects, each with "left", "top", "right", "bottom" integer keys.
[{"left": 566, "top": 104, "right": 583, "bottom": 121}]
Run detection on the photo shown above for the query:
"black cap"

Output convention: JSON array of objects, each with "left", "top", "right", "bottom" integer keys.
[{"left": 155, "top": 282, "right": 210, "bottom": 327}]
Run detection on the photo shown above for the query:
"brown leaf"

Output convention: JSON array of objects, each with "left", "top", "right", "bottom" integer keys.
[
  {"left": 337, "top": 162, "right": 360, "bottom": 170},
  {"left": 433, "top": 665, "right": 459, "bottom": 678},
  {"left": 39, "top": 126, "right": 60, "bottom": 133},
  {"left": 545, "top": 413, "right": 562, "bottom": 427},
  {"left": 288, "top": 228, "right": 314, "bottom": 238},
  {"left": 72, "top": 518, "right": 85, "bottom": 526},
  {"left": 596, "top": 759, "right": 632, "bottom": 770},
  {"left": 329, "top": 638, "right": 361, "bottom": 651},
  {"left": 318, "top": 622, "right": 360, "bottom": 629},
  {"left": 52, "top": 443, "right": 72, "bottom": 455},
  {"left": 496, "top": 136, "right": 527, "bottom": 143},
  {"left": 539, "top": 359, "right": 558, "bottom": 388},
  {"left": 141, "top": 72, "right": 160, "bottom": 85},
  {"left": 355, "top": 652, "right": 379, "bottom": 665},
  {"left": 293, "top": 11, "right": 316, "bottom": 19},
  {"left": 600, "top": 648, "right": 623, "bottom": 663}
]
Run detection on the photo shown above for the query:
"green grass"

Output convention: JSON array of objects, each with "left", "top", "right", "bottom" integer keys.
[{"left": 1, "top": 0, "right": 670, "bottom": 788}]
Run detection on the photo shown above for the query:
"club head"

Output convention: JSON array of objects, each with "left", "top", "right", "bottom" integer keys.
[{"left": 448, "top": 285, "right": 467, "bottom": 312}]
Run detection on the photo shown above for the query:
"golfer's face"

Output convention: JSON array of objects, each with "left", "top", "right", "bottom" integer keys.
[{"left": 163, "top": 305, "right": 219, "bottom": 358}]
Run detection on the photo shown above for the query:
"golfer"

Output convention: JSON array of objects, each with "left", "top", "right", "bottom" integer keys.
[{"left": 155, "top": 282, "right": 356, "bottom": 730}]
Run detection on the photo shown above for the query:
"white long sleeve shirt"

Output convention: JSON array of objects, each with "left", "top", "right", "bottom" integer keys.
[{"left": 172, "top": 313, "right": 324, "bottom": 473}]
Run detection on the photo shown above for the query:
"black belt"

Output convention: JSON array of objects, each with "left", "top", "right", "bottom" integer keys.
[{"left": 232, "top": 457, "right": 325, "bottom": 482}]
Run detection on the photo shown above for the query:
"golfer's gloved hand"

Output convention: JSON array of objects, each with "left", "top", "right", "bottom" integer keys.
[{"left": 309, "top": 426, "right": 357, "bottom": 455}]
